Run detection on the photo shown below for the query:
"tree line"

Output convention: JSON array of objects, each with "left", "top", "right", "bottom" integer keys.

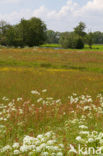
[{"left": 0, "top": 18, "right": 103, "bottom": 49}]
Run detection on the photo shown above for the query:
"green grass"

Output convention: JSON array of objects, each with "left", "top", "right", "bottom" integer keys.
[
  {"left": 40, "top": 43, "right": 61, "bottom": 48},
  {"left": 83, "top": 44, "right": 103, "bottom": 51},
  {"left": 0, "top": 47, "right": 103, "bottom": 98},
  {"left": 41, "top": 43, "right": 103, "bottom": 51},
  {"left": 1, "top": 47, "right": 103, "bottom": 72}
]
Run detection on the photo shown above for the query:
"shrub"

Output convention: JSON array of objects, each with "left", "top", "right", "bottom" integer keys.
[
  {"left": 75, "top": 38, "right": 84, "bottom": 49},
  {"left": 59, "top": 32, "right": 84, "bottom": 49}
]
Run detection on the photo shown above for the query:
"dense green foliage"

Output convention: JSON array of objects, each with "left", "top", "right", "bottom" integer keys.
[
  {"left": 59, "top": 32, "right": 84, "bottom": 49},
  {"left": 0, "top": 18, "right": 47, "bottom": 47},
  {"left": 59, "top": 22, "right": 103, "bottom": 49},
  {"left": 86, "top": 32, "right": 93, "bottom": 49},
  {"left": 74, "top": 22, "right": 86, "bottom": 37},
  {"left": 46, "top": 30, "right": 60, "bottom": 44},
  {"left": 92, "top": 31, "right": 103, "bottom": 44},
  {"left": 59, "top": 22, "right": 86, "bottom": 49}
]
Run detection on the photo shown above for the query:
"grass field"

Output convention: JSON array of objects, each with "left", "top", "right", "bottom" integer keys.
[
  {"left": 0, "top": 47, "right": 103, "bottom": 155},
  {"left": 41, "top": 43, "right": 103, "bottom": 51}
]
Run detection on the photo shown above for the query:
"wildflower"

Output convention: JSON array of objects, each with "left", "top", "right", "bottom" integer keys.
[
  {"left": 37, "top": 98, "right": 43, "bottom": 103},
  {"left": 57, "top": 152, "right": 63, "bottom": 156},
  {"left": 88, "top": 138, "right": 94, "bottom": 143},
  {"left": 45, "top": 131, "right": 53, "bottom": 138},
  {"left": 59, "top": 144, "right": 64, "bottom": 148},
  {"left": 76, "top": 136, "right": 82, "bottom": 141},
  {"left": 11, "top": 107, "right": 16, "bottom": 111},
  {"left": 2, "top": 97, "right": 9, "bottom": 101},
  {"left": 0, "top": 125, "right": 5, "bottom": 128},
  {"left": 35, "top": 140, "right": 41, "bottom": 146},
  {"left": 92, "top": 131, "right": 98, "bottom": 136},
  {"left": 13, "top": 142, "right": 19, "bottom": 149},
  {"left": 46, "top": 146, "right": 54, "bottom": 151},
  {"left": 46, "top": 97, "right": 53, "bottom": 100},
  {"left": 1, "top": 145, "right": 12, "bottom": 152},
  {"left": 51, "top": 153, "right": 55, "bottom": 156},
  {"left": 36, "top": 146, "right": 42, "bottom": 152},
  {"left": 70, "top": 96, "right": 74, "bottom": 104},
  {"left": 79, "top": 125, "right": 88, "bottom": 129},
  {"left": 39, "top": 143, "right": 46, "bottom": 150},
  {"left": 0, "top": 117, "right": 4, "bottom": 121},
  {"left": 17, "top": 98, "right": 22, "bottom": 102},
  {"left": 69, "top": 144, "right": 77, "bottom": 154},
  {"left": 80, "top": 131, "right": 89, "bottom": 135},
  {"left": 28, "top": 152, "right": 33, "bottom": 156},
  {"left": 31, "top": 90, "right": 40, "bottom": 95},
  {"left": 20, "top": 145, "right": 29, "bottom": 152},
  {"left": 23, "top": 136, "right": 36, "bottom": 145},
  {"left": 73, "top": 93, "right": 77, "bottom": 96},
  {"left": 41, "top": 152, "right": 49, "bottom": 156},
  {"left": 14, "top": 150, "right": 20, "bottom": 155},
  {"left": 47, "top": 140, "right": 55, "bottom": 145},
  {"left": 20, "top": 145, "right": 35, "bottom": 152},
  {"left": 19, "top": 109, "right": 23, "bottom": 114},
  {"left": 52, "top": 146, "right": 59, "bottom": 151},
  {"left": 83, "top": 106, "right": 91, "bottom": 111},
  {"left": 42, "top": 89, "right": 47, "bottom": 93},
  {"left": 56, "top": 99, "right": 61, "bottom": 103}
]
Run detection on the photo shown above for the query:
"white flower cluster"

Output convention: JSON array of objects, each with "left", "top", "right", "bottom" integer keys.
[
  {"left": 68, "top": 93, "right": 103, "bottom": 118},
  {"left": 1, "top": 92, "right": 103, "bottom": 155},
  {"left": 65, "top": 94, "right": 103, "bottom": 154},
  {"left": 0, "top": 131, "right": 64, "bottom": 155},
  {"left": 68, "top": 117, "right": 103, "bottom": 155},
  {"left": 31, "top": 89, "right": 62, "bottom": 106},
  {"left": 76, "top": 129, "right": 103, "bottom": 147},
  {"left": 68, "top": 94, "right": 93, "bottom": 104},
  {"left": 31, "top": 90, "right": 40, "bottom": 95},
  {"left": 0, "top": 99, "right": 24, "bottom": 123}
]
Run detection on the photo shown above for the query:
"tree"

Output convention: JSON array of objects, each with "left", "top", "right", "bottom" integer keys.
[
  {"left": 59, "top": 32, "right": 71, "bottom": 48},
  {"left": 19, "top": 17, "right": 47, "bottom": 46},
  {"left": 86, "top": 32, "right": 93, "bottom": 49},
  {"left": 0, "top": 20, "right": 11, "bottom": 46},
  {"left": 6, "top": 25, "right": 23, "bottom": 47},
  {"left": 0, "top": 20, "right": 7, "bottom": 35},
  {"left": 92, "top": 31, "right": 103, "bottom": 44},
  {"left": 59, "top": 32, "right": 84, "bottom": 49},
  {"left": 46, "top": 30, "right": 60, "bottom": 43},
  {"left": 74, "top": 22, "right": 86, "bottom": 38},
  {"left": 0, "top": 17, "right": 47, "bottom": 47}
]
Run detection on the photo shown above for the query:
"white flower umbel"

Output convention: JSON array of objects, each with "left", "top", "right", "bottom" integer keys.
[
  {"left": 14, "top": 150, "right": 20, "bottom": 155},
  {"left": 13, "top": 142, "right": 20, "bottom": 149},
  {"left": 31, "top": 90, "right": 40, "bottom": 95}
]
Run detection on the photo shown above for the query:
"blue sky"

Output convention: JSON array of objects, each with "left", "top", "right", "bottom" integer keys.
[{"left": 0, "top": 0, "right": 103, "bottom": 32}]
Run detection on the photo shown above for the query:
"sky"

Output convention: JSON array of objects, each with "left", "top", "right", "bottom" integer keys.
[{"left": 0, "top": 0, "right": 103, "bottom": 32}]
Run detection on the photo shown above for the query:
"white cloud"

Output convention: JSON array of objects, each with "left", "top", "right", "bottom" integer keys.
[
  {"left": 84, "top": 0, "right": 103, "bottom": 11},
  {"left": 0, "top": 0, "right": 103, "bottom": 31}
]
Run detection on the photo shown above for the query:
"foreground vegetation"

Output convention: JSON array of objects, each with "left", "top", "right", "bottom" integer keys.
[
  {"left": 0, "top": 47, "right": 103, "bottom": 155},
  {"left": 1, "top": 90, "right": 103, "bottom": 155}
]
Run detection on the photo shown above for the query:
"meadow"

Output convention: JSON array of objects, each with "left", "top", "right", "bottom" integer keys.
[{"left": 0, "top": 46, "right": 103, "bottom": 155}]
